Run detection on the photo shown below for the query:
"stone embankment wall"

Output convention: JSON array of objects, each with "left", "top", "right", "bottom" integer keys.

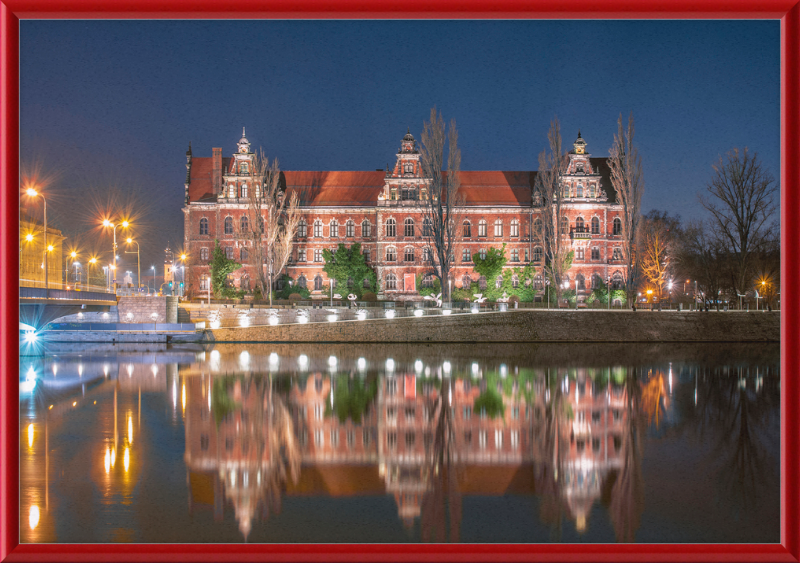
[{"left": 209, "top": 310, "right": 780, "bottom": 343}]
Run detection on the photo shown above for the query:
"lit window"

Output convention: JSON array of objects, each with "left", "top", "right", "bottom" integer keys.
[
  {"left": 346, "top": 220, "right": 354, "bottom": 237},
  {"left": 494, "top": 220, "right": 503, "bottom": 237},
  {"left": 298, "top": 220, "right": 307, "bottom": 238},
  {"left": 510, "top": 219, "right": 519, "bottom": 237},
  {"left": 362, "top": 220, "right": 371, "bottom": 238},
  {"left": 404, "top": 247, "right": 414, "bottom": 262},
  {"left": 330, "top": 220, "right": 338, "bottom": 238},
  {"left": 385, "top": 218, "right": 396, "bottom": 237},
  {"left": 314, "top": 249, "right": 323, "bottom": 262},
  {"left": 314, "top": 220, "right": 323, "bottom": 237},
  {"left": 385, "top": 273, "right": 397, "bottom": 290},
  {"left": 478, "top": 220, "right": 487, "bottom": 237},
  {"left": 386, "top": 247, "right": 397, "bottom": 262}
]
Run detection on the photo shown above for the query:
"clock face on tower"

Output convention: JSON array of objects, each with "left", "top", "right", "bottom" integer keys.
[{"left": 239, "top": 145, "right": 247, "bottom": 154}]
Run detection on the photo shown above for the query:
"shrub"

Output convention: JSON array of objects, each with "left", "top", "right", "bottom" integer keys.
[
  {"left": 509, "top": 295, "right": 520, "bottom": 305},
  {"left": 362, "top": 292, "right": 377, "bottom": 302},
  {"left": 288, "top": 293, "right": 303, "bottom": 301}
]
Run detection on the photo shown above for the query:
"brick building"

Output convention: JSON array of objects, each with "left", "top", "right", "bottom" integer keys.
[{"left": 182, "top": 128, "right": 627, "bottom": 300}]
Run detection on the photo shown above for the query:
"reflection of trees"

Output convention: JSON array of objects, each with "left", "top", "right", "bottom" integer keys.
[
  {"left": 420, "top": 378, "right": 462, "bottom": 543},
  {"left": 609, "top": 369, "right": 645, "bottom": 543},
  {"left": 326, "top": 374, "right": 378, "bottom": 424}
]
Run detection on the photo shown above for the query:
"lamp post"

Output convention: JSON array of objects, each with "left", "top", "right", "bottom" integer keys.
[
  {"left": 125, "top": 238, "right": 141, "bottom": 293},
  {"left": 102, "top": 219, "right": 129, "bottom": 291},
  {"left": 179, "top": 254, "right": 187, "bottom": 298},
  {"left": 150, "top": 265, "right": 155, "bottom": 294},
  {"left": 607, "top": 277, "right": 611, "bottom": 309},
  {"left": 74, "top": 262, "right": 81, "bottom": 288},
  {"left": 89, "top": 258, "right": 97, "bottom": 290},
  {"left": 575, "top": 279, "right": 579, "bottom": 310},
  {"left": 546, "top": 279, "right": 550, "bottom": 309},
  {"left": 25, "top": 188, "right": 47, "bottom": 295}
]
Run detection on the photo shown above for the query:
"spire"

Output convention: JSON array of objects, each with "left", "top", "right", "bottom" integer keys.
[
  {"left": 243, "top": 126, "right": 246, "bottom": 137},
  {"left": 573, "top": 131, "right": 587, "bottom": 154}
]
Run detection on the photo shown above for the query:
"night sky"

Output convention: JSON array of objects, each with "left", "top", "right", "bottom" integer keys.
[{"left": 20, "top": 20, "right": 780, "bottom": 275}]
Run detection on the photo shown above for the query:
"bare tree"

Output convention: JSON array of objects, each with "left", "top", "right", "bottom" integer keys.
[
  {"left": 609, "top": 113, "right": 645, "bottom": 304},
  {"left": 240, "top": 149, "right": 300, "bottom": 306},
  {"left": 533, "top": 118, "right": 570, "bottom": 302},
  {"left": 419, "top": 108, "right": 464, "bottom": 301},
  {"left": 638, "top": 210, "right": 681, "bottom": 300},
  {"left": 699, "top": 147, "right": 778, "bottom": 297},
  {"left": 677, "top": 220, "right": 727, "bottom": 308}
]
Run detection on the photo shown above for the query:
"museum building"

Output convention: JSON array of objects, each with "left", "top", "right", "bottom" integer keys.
[{"left": 181, "top": 128, "right": 628, "bottom": 300}]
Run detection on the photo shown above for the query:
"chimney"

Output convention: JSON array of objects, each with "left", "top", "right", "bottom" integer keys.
[{"left": 212, "top": 148, "right": 222, "bottom": 193}]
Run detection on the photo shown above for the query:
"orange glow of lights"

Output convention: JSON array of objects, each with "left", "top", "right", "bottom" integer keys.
[
  {"left": 70, "top": 251, "right": 77, "bottom": 258},
  {"left": 27, "top": 424, "right": 34, "bottom": 448},
  {"left": 181, "top": 384, "right": 186, "bottom": 412},
  {"left": 48, "top": 405, "right": 53, "bottom": 410},
  {"left": 72, "top": 401, "right": 77, "bottom": 407},
  {"left": 123, "top": 448, "right": 130, "bottom": 472},
  {"left": 89, "top": 257, "right": 97, "bottom": 264},
  {"left": 121, "top": 221, "right": 129, "bottom": 228},
  {"left": 25, "top": 233, "right": 33, "bottom": 242},
  {"left": 180, "top": 254, "right": 186, "bottom": 261},
  {"left": 102, "top": 219, "right": 111, "bottom": 227},
  {"left": 26, "top": 188, "right": 39, "bottom": 197},
  {"left": 128, "top": 416, "right": 133, "bottom": 444},
  {"left": 104, "top": 448, "right": 111, "bottom": 474},
  {"left": 127, "top": 238, "right": 132, "bottom": 244},
  {"left": 47, "top": 245, "right": 54, "bottom": 252},
  {"left": 29, "top": 506, "right": 40, "bottom": 530},
  {"left": 111, "top": 448, "right": 116, "bottom": 467},
  {"left": 110, "top": 264, "right": 116, "bottom": 270}
]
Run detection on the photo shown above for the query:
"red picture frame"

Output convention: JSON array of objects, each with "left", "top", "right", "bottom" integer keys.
[{"left": 2, "top": 2, "right": 798, "bottom": 561}]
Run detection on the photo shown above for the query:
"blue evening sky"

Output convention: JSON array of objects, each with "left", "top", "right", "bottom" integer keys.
[{"left": 20, "top": 20, "right": 780, "bottom": 271}]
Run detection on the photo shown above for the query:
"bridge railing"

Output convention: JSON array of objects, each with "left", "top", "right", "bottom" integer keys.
[
  {"left": 20, "top": 279, "right": 109, "bottom": 293},
  {"left": 20, "top": 285, "right": 118, "bottom": 302}
]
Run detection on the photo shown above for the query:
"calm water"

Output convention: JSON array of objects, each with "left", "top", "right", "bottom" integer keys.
[{"left": 19, "top": 342, "right": 780, "bottom": 544}]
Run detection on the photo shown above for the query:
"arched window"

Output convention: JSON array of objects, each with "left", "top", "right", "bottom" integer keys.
[
  {"left": 346, "top": 220, "right": 354, "bottom": 237},
  {"left": 404, "top": 218, "right": 415, "bottom": 237},
  {"left": 560, "top": 217, "right": 569, "bottom": 235},
  {"left": 422, "top": 218, "right": 432, "bottom": 237},
  {"left": 386, "top": 218, "right": 396, "bottom": 237},
  {"left": 510, "top": 219, "right": 519, "bottom": 237},
  {"left": 590, "top": 184, "right": 596, "bottom": 198},
  {"left": 495, "top": 275, "right": 503, "bottom": 289},
  {"left": 462, "top": 275, "right": 472, "bottom": 289},
  {"left": 241, "top": 183, "right": 248, "bottom": 198},
  {"left": 362, "top": 220, "right": 372, "bottom": 238},
  {"left": 512, "top": 274, "right": 519, "bottom": 288},
  {"left": 200, "top": 274, "right": 209, "bottom": 291},
  {"left": 576, "top": 274, "right": 586, "bottom": 290},
  {"left": 386, "top": 247, "right": 397, "bottom": 262},
  {"left": 534, "top": 274, "right": 543, "bottom": 289},
  {"left": 613, "top": 247, "right": 623, "bottom": 260},
  {"left": 224, "top": 216, "right": 234, "bottom": 235},
  {"left": 314, "top": 275, "right": 323, "bottom": 291},
  {"left": 297, "top": 275, "right": 307, "bottom": 289},
  {"left": 533, "top": 218, "right": 543, "bottom": 239},
  {"left": 385, "top": 273, "right": 397, "bottom": 290},
  {"left": 576, "top": 184, "right": 583, "bottom": 198},
  {"left": 298, "top": 219, "right": 307, "bottom": 238},
  {"left": 422, "top": 247, "right": 431, "bottom": 262},
  {"left": 576, "top": 217, "right": 585, "bottom": 232},
  {"left": 228, "top": 184, "right": 236, "bottom": 198},
  {"left": 404, "top": 247, "right": 415, "bottom": 262},
  {"left": 240, "top": 248, "right": 248, "bottom": 261},
  {"left": 462, "top": 248, "right": 471, "bottom": 262},
  {"left": 199, "top": 217, "right": 209, "bottom": 235},
  {"left": 533, "top": 247, "right": 543, "bottom": 262},
  {"left": 479, "top": 276, "right": 487, "bottom": 290},
  {"left": 330, "top": 220, "right": 339, "bottom": 238},
  {"left": 612, "top": 273, "right": 623, "bottom": 290},
  {"left": 494, "top": 220, "right": 503, "bottom": 237},
  {"left": 613, "top": 217, "right": 622, "bottom": 235},
  {"left": 478, "top": 219, "right": 487, "bottom": 237},
  {"left": 422, "top": 274, "right": 434, "bottom": 288},
  {"left": 463, "top": 221, "right": 471, "bottom": 237},
  {"left": 200, "top": 247, "right": 209, "bottom": 261},
  {"left": 240, "top": 215, "right": 249, "bottom": 233},
  {"left": 314, "top": 220, "right": 323, "bottom": 237},
  {"left": 592, "top": 274, "right": 603, "bottom": 289},
  {"left": 591, "top": 217, "right": 600, "bottom": 234},
  {"left": 240, "top": 275, "right": 250, "bottom": 291}
]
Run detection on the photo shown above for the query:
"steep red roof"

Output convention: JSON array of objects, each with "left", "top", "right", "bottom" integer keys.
[
  {"left": 186, "top": 156, "right": 230, "bottom": 203},
  {"left": 457, "top": 171, "right": 534, "bottom": 206},
  {"left": 283, "top": 171, "right": 386, "bottom": 206}
]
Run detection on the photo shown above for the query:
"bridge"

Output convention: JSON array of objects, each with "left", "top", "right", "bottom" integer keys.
[{"left": 20, "top": 283, "right": 119, "bottom": 330}]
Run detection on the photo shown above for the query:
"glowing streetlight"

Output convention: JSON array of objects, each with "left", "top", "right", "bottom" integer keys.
[
  {"left": 125, "top": 237, "right": 141, "bottom": 292},
  {"left": 102, "top": 218, "right": 130, "bottom": 291},
  {"left": 25, "top": 233, "right": 33, "bottom": 242}
]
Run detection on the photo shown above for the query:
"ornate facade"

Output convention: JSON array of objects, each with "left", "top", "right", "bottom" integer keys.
[{"left": 182, "top": 128, "right": 627, "bottom": 300}]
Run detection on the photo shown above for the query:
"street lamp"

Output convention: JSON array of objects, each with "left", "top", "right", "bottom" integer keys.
[
  {"left": 88, "top": 257, "right": 97, "bottom": 289},
  {"left": 546, "top": 278, "right": 550, "bottom": 310},
  {"left": 25, "top": 188, "right": 48, "bottom": 294},
  {"left": 607, "top": 277, "right": 611, "bottom": 309},
  {"left": 102, "top": 218, "right": 130, "bottom": 291},
  {"left": 125, "top": 237, "right": 141, "bottom": 293},
  {"left": 150, "top": 265, "right": 155, "bottom": 294},
  {"left": 179, "top": 254, "right": 187, "bottom": 297}
]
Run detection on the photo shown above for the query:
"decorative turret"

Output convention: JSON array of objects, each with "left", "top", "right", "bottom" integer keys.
[
  {"left": 573, "top": 130, "right": 587, "bottom": 155},
  {"left": 184, "top": 143, "right": 192, "bottom": 204},
  {"left": 237, "top": 127, "right": 251, "bottom": 154},
  {"left": 399, "top": 128, "right": 418, "bottom": 154}
]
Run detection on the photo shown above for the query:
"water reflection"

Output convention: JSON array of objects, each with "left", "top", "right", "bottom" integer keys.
[{"left": 20, "top": 344, "right": 780, "bottom": 544}]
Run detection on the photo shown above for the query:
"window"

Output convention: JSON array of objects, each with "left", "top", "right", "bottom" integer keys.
[
  {"left": 494, "top": 219, "right": 503, "bottom": 237},
  {"left": 511, "top": 249, "right": 519, "bottom": 262},
  {"left": 405, "top": 432, "right": 415, "bottom": 448},
  {"left": 347, "top": 430, "right": 355, "bottom": 448},
  {"left": 462, "top": 274, "right": 472, "bottom": 289},
  {"left": 479, "top": 248, "right": 487, "bottom": 260},
  {"left": 613, "top": 217, "right": 622, "bottom": 235},
  {"left": 200, "top": 247, "right": 209, "bottom": 261},
  {"left": 512, "top": 274, "right": 519, "bottom": 288},
  {"left": 241, "top": 183, "right": 248, "bottom": 198},
  {"left": 298, "top": 219, "right": 307, "bottom": 238},
  {"left": 479, "top": 275, "right": 487, "bottom": 290},
  {"left": 330, "top": 429, "right": 339, "bottom": 447},
  {"left": 404, "top": 247, "right": 415, "bottom": 262},
  {"left": 297, "top": 275, "right": 307, "bottom": 289},
  {"left": 404, "top": 218, "right": 415, "bottom": 237},
  {"left": 386, "top": 218, "right": 396, "bottom": 237},
  {"left": 464, "top": 431, "right": 473, "bottom": 445},
  {"left": 314, "top": 403, "right": 324, "bottom": 421},
  {"left": 347, "top": 276, "right": 354, "bottom": 288},
  {"left": 330, "top": 220, "right": 339, "bottom": 238},
  {"left": 612, "top": 273, "right": 624, "bottom": 290},
  {"left": 576, "top": 274, "right": 586, "bottom": 290},
  {"left": 479, "top": 430, "right": 487, "bottom": 449},
  {"left": 478, "top": 219, "right": 487, "bottom": 237},
  {"left": 463, "top": 221, "right": 471, "bottom": 237},
  {"left": 314, "top": 275, "right": 323, "bottom": 290},
  {"left": 363, "top": 277, "right": 371, "bottom": 288},
  {"left": 422, "top": 247, "right": 431, "bottom": 262},
  {"left": 463, "top": 407, "right": 471, "bottom": 420},
  {"left": 385, "top": 273, "right": 397, "bottom": 290},
  {"left": 560, "top": 217, "right": 569, "bottom": 235},
  {"left": 240, "top": 248, "right": 248, "bottom": 261},
  {"left": 422, "top": 274, "right": 434, "bottom": 288},
  {"left": 314, "top": 220, "right": 323, "bottom": 237},
  {"left": 495, "top": 429, "right": 503, "bottom": 449},
  {"left": 405, "top": 407, "right": 415, "bottom": 421},
  {"left": 200, "top": 434, "right": 209, "bottom": 450},
  {"left": 422, "top": 218, "right": 432, "bottom": 237},
  {"left": 200, "top": 275, "right": 209, "bottom": 290},
  {"left": 199, "top": 217, "right": 208, "bottom": 235},
  {"left": 363, "top": 248, "right": 370, "bottom": 262},
  {"left": 576, "top": 247, "right": 584, "bottom": 260},
  {"left": 495, "top": 275, "right": 503, "bottom": 289},
  {"left": 314, "top": 249, "right": 323, "bottom": 262},
  {"left": 362, "top": 220, "right": 371, "bottom": 238},
  {"left": 363, "top": 428, "right": 372, "bottom": 447},
  {"left": 228, "top": 184, "right": 235, "bottom": 198},
  {"left": 240, "top": 215, "right": 249, "bottom": 233},
  {"left": 525, "top": 249, "right": 529, "bottom": 262},
  {"left": 388, "top": 432, "right": 397, "bottom": 450},
  {"left": 225, "top": 246, "right": 234, "bottom": 260},
  {"left": 386, "top": 247, "right": 397, "bottom": 262},
  {"left": 240, "top": 162, "right": 249, "bottom": 174},
  {"left": 241, "top": 275, "right": 250, "bottom": 290},
  {"left": 511, "top": 431, "right": 519, "bottom": 449},
  {"left": 462, "top": 248, "right": 471, "bottom": 262},
  {"left": 613, "top": 247, "right": 623, "bottom": 261},
  {"left": 576, "top": 217, "right": 585, "bottom": 232},
  {"left": 533, "top": 218, "right": 542, "bottom": 236},
  {"left": 298, "top": 249, "right": 306, "bottom": 262},
  {"left": 591, "top": 247, "right": 600, "bottom": 260},
  {"left": 534, "top": 274, "right": 543, "bottom": 289},
  {"left": 576, "top": 183, "right": 583, "bottom": 197},
  {"left": 510, "top": 219, "right": 519, "bottom": 237},
  {"left": 224, "top": 216, "right": 234, "bottom": 235},
  {"left": 314, "top": 429, "right": 324, "bottom": 448},
  {"left": 386, "top": 379, "right": 397, "bottom": 396},
  {"left": 404, "top": 163, "right": 413, "bottom": 174},
  {"left": 592, "top": 274, "right": 602, "bottom": 289},
  {"left": 591, "top": 217, "right": 600, "bottom": 234},
  {"left": 346, "top": 220, "right": 354, "bottom": 237}
]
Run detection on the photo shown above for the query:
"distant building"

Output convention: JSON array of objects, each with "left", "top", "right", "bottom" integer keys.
[
  {"left": 20, "top": 209, "right": 65, "bottom": 288},
  {"left": 181, "top": 128, "right": 628, "bottom": 300}
]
